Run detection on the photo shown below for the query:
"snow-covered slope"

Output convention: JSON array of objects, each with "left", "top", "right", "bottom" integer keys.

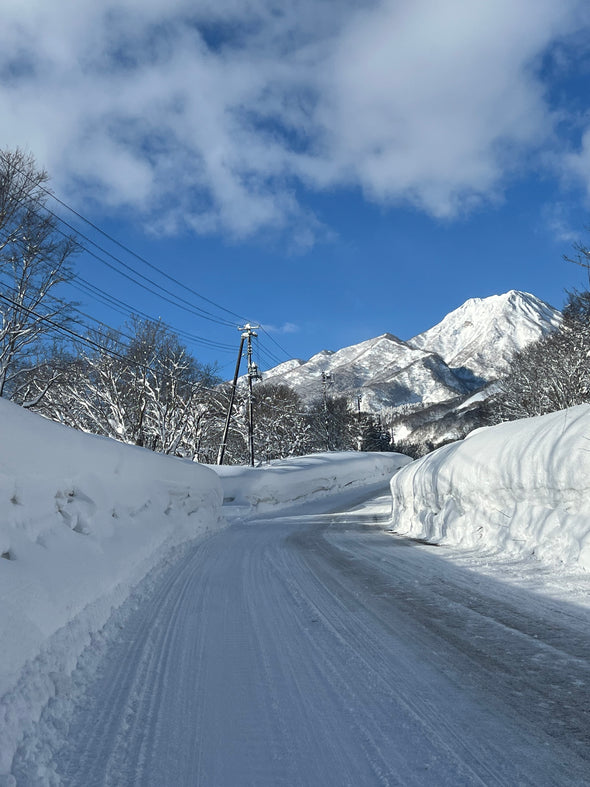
[
  {"left": 212, "top": 451, "right": 411, "bottom": 517},
  {"left": 409, "top": 290, "right": 561, "bottom": 379},
  {"left": 263, "top": 333, "right": 468, "bottom": 408},
  {"left": 390, "top": 404, "right": 590, "bottom": 570},
  {"left": 261, "top": 358, "right": 305, "bottom": 378}
]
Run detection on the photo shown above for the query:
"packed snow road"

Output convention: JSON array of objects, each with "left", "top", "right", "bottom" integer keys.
[{"left": 13, "top": 490, "right": 590, "bottom": 786}]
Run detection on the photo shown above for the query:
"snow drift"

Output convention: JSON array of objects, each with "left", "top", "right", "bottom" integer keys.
[
  {"left": 213, "top": 451, "right": 412, "bottom": 517},
  {"left": 0, "top": 399, "right": 223, "bottom": 775},
  {"left": 390, "top": 404, "right": 590, "bottom": 570}
]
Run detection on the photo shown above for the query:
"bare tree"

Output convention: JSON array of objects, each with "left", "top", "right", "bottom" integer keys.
[
  {"left": 188, "top": 382, "right": 312, "bottom": 465},
  {"left": 253, "top": 383, "right": 310, "bottom": 461},
  {"left": 123, "top": 318, "right": 218, "bottom": 454},
  {"left": 0, "top": 148, "right": 78, "bottom": 404},
  {"left": 27, "top": 318, "right": 220, "bottom": 456},
  {"left": 305, "top": 394, "right": 357, "bottom": 452}
]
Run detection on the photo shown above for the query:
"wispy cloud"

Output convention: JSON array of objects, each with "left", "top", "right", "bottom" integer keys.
[
  {"left": 0, "top": 0, "right": 588, "bottom": 242},
  {"left": 263, "top": 322, "right": 300, "bottom": 334},
  {"left": 541, "top": 202, "right": 581, "bottom": 244}
]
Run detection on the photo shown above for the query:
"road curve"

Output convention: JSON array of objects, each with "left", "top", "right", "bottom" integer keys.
[{"left": 12, "top": 493, "right": 590, "bottom": 786}]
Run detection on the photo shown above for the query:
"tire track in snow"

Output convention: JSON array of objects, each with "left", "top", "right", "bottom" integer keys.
[
  {"left": 68, "top": 545, "right": 203, "bottom": 787},
  {"left": 280, "top": 537, "right": 505, "bottom": 786},
  {"left": 11, "top": 503, "right": 590, "bottom": 786}
]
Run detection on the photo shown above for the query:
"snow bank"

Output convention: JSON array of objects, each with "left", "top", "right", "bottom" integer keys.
[
  {"left": 213, "top": 451, "right": 412, "bottom": 517},
  {"left": 390, "top": 404, "right": 590, "bottom": 570},
  {"left": 0, "top": 399, "right": 223, "bottom": 775}
]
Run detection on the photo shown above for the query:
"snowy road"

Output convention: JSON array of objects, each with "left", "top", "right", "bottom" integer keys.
[{"left": 13, "top": 491, "right": 590, "bottom": 786}]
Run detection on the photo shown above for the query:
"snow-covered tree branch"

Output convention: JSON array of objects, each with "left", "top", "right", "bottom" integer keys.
[{"left": 0, "top": 149, "right": 79, "bottom": 404}]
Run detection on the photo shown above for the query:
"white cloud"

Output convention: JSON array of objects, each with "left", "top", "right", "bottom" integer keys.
[
  {"left": 263, "top": 322, "right": 300, "bottom": 334},
  {"left": 540, "top": 202, "right": 581, "bottom": 244},
  {"left": 0, "top": 0, "right": 587, "bottom": 240},
  {"left": 307, "top": 0, "right": 583, "bottom": 215},
  {"left": 562, "top": 126, "right": 590, "bottom": 203}
]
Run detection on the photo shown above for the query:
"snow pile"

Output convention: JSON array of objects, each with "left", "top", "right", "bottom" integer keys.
[
  {"left": 213, "top": 451, "right": 412, "bottom": 517},
  {"left": 0, "top": 398, "right": 223, "bottom": 775},
  {"left": 390, "top": 404, "right": 590, "bottom": 569}
]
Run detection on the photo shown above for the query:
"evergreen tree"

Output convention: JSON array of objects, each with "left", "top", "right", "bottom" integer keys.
[{"left": 360, "top": 415, "right": 392, "bottom": 452}]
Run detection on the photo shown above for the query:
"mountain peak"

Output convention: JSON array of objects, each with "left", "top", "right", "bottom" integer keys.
[{"left": 409, "top": 290, "right": 561, "bottom": 378}]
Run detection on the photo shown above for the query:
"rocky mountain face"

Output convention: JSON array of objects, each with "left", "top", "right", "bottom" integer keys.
[{"left": 261, "top": 291, "right": 561, "bottom": 451}]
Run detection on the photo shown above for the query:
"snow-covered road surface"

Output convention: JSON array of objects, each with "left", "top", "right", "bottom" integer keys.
[{"left": 12, "top": 491, "right": 590, "bottom": 786}]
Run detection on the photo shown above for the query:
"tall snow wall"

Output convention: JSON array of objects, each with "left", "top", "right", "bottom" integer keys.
[
  {"left": 390, "top": 404, "right": 590, "bottom": 570},
  {"left": 0, "top": 399, "right": 223, "bottom": 774}
]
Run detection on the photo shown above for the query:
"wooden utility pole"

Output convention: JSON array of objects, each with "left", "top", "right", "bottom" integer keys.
[
  {"left": 217, "top": 324, "right": 260, "bottom": 467},
  {"left": 244, "top": 325, "right": 261, "bottom": 467},
  {"left": 321, "top": 371, "right": 332, "bottom": 451},
  {"left": 216, "top": 333, "right": 246, "bottom": 466}
]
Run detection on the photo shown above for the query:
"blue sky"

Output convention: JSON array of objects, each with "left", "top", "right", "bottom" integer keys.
[{"left": 2, "top": 0, "right": 590, "bottom": 372}]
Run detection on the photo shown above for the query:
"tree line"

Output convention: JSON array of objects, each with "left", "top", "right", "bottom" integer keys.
[{"left": 12, "top": 313, "right": 390, "bottom": 463}]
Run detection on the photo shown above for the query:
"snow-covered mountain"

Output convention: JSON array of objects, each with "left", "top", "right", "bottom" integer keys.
[
  {"left": 262, "top": 291, "right": 561, "bottom": 414},
  {"left": 262, "top": 332, "right": 468, "bottom": 410},
  {"left": 409, "top": 290, "right": 561, "bottom": 379}
]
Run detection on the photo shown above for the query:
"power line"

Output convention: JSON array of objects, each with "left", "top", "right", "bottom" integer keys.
[
  {"left": 254, "top": 335, "right": 283, "bottom": 368},
  {"left": 0, "top": 149, "right": 295, "bottom": 362},
  {"left": 0, "top": 225, "right": 236, "bottom": 354},
  {"left": 0, "top": 269, "right": 235, "bottom": 356},
  {"left": 259, "top": 326, "right": 292, "bottom": 360},
  {"left": 0, "top": 290, "right": 213, "bottom": 388},
  {"left": 66, "top": 277, "right": 236, "bottom": 353},
  {"left": 36, "top": 203, "right": 290, "bottom": 361},
  {"left": 0, "top": 150, "right": 250, "bottom": 325},
  {"left": 0, "top": 277, "right": 233, "bottom": 365},
  {"left": 39, "top": 212, "right": 237, "bottom": 328}
]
